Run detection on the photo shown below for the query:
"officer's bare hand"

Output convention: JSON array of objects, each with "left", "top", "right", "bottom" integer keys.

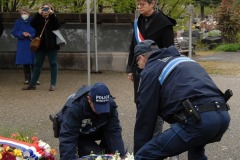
[{"left": 127, "top": 73, "right": 133, "bottom": 82}]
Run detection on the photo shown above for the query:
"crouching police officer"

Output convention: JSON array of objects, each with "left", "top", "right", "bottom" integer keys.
[
  {"left": 133, "top": 40, "right": 231, "bottom": 160},
  {"left": 50, "top": 82, "right": 125, "bottom": 160}
]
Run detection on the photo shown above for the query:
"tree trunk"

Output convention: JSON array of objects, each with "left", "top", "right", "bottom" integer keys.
[
  {"left": 98, "top": 4, "right": 103, "bottom": 13},
  {"left": 201, "top": 5, "right": 205, "bottom": 20}
]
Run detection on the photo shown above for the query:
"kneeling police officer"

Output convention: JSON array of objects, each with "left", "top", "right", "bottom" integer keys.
[
  {"left": 133, "top": 40, "right": 231, "bottom": 160},
  {"left": 50, "top": 82, "right": 125, "bottom": 160}
]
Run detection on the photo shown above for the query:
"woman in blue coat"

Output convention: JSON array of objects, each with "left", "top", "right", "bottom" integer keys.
[{"left": 12, "top": 6, "right": 38, "bottom": 84}]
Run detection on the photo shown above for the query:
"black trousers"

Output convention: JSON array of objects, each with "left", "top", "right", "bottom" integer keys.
[
  {"left": 77, "top": 129, "right": 109, "bottom": 157},
  {"left": 23, "top": 64, "right": 34, "bottom": 81},
  {"left": 133, "top": 69, "right": 164, "bottom": 136}
]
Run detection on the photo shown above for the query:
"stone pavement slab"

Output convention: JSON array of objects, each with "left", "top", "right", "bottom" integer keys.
[{"left": 0, "top": 69, "right": 239, "bottom": 159}]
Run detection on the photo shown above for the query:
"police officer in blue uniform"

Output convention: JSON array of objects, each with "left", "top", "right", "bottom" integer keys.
[
  {"left": 133, "top": 40, "right": 231, "bottom": 160},
  {"left": 51, "top": 82, "right": 125, "bottom": 160}
]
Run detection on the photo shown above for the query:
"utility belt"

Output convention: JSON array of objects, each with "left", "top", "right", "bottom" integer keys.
[{"left": 173, "top": 99, "right": 230, "bottom": 124}]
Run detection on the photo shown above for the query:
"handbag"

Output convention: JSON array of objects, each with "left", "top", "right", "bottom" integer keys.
[
  {"left": 52, "top": 30, "right": 67, "bottom": 46},
  {"left": 30, "top": 20, "right": 49, "bottom": 52},
  {"left": 30, "top": 37, "right": 41, "bottom": 52}
]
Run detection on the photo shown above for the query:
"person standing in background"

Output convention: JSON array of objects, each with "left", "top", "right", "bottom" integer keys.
[
  {"left": 127, "top": 1, "right": 176, "bottom": 105},
  {"left": 127, "top": 0, "right": 176, "bottom": 102},
  {"left": 126, "top": 1, "right": 178, "bottom": 159},
  {"left": 0, "top": 13, "right": 4, "bottom": 37},
  {"left": 12, "top": 7, "right": 40, "bottom": 85},
  {"left": 22, "top": 2, "right": 61, "bottom": 91}
]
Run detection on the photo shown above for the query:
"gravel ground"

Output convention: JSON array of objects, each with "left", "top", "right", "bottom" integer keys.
[{"left": 0, "top": 52, "right": 239, "bottom": 159}]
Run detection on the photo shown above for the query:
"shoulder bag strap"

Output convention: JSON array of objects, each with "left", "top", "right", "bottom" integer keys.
[{"left": 39, "top": 19, "right": 49, "bottom": 38}]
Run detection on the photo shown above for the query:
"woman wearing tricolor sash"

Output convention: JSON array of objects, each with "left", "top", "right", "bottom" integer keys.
[
  {"left": 126, "top": 0, "right": 177, "bottom": 159},
  {"left": 127, "top": 1, "right": 176, "bottom": 126},
  {"left": 127, "top": 0, "right": 176, "bottom": 102}
]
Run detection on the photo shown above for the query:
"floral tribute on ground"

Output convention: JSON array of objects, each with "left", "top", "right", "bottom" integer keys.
[
  {"left": 0, "top": 133, "right": 57, "bottom": 160},
  {"left": 79, "top": 152, "right": 134, "bottom": 160}
]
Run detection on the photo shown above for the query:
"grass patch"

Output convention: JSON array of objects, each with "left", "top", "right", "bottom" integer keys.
[
  {"left": 197, "top": 61, "right": 240, "bottom": 77},
  {"left": 0, "top": 126, "right": 36, "bottom": 138},
  {"left": 194, "top": 49, "right": 240, "bottom": 77},
  {"left": 195, "top": 50, "right": 217, "bottom": 56}
]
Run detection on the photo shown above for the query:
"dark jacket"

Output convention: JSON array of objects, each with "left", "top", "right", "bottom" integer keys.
[
  {"left": 12, "top": 17, "right": 36, "bottom": 64},
  {"left": 0, "top": 15, "right": 4, "bottom": 37},
  {"left": 59, "top": 86, "right": 125, "bottom": 160},
  {"left": 30, "top": 13, "right": 60, "bottom": 51},
  {"left": 134, "top": 46, "right": 225, "bottom": 154},
  {"left": 127, "top": 11, "right": 177, "bottom": 73},
  {"left": 127, "top": 11, "right": 176, "bottom": 102}
]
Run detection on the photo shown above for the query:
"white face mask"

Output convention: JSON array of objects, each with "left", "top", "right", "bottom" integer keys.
[{"left": 21, "top": 14, "right": 29, "bottom": 20}]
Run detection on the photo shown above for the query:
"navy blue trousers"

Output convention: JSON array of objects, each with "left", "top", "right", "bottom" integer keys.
[
  {"left": 135, "top": 111, "right": 230, "bottom": 160},
  {"left": 77, "top": 128, "right": 108, "bottom": 157}
]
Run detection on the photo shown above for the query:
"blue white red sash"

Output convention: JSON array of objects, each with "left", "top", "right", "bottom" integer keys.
[
  {"left": 134, "top": 19, "right": 144, "bottom": 43},
  {"left": 0, "top": 136, "right": 44, "bottom": 159}
]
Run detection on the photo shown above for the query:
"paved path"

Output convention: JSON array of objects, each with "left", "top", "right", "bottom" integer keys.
[{"left": 0, "top": 67, "right": 239, "bottom": 159}]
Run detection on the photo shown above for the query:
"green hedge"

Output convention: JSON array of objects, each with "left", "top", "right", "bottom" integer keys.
[{"left": 215, "top": 43, "right": 240, "bottom": 52}]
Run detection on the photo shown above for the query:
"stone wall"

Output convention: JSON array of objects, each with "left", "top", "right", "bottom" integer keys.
[{"left": 0, "top": 13, "right": 134, "bottom": 72}]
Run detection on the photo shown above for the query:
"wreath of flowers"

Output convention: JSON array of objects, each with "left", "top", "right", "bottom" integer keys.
[
  {"left": 0, "top": 133, "right": 57, "bottom": 160},
  {"left": 79, "top": 152, "right": 134, "bottom": 160}
]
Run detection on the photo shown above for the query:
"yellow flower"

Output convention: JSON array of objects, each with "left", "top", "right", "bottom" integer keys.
[
  {"left": 0, "top": 153, "right": 2, "bottom": 159},
  {"left": 13, "top": 149, "right": 23, "bottom": 157}
]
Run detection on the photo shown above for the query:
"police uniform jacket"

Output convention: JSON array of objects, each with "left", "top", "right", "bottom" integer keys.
[
  {"left": 134, "top": 46, "right": 226, "bottom": 154},
  {"left": 59, "top": 86, "right": 125, "bottom": 160}
]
